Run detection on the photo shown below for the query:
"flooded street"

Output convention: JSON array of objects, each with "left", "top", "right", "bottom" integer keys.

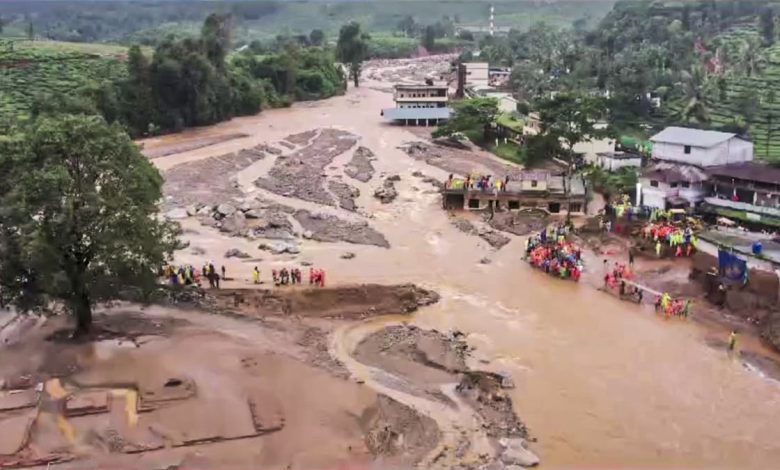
[{"left": 137, "top": 59, "right": 780, "bottom": 468}]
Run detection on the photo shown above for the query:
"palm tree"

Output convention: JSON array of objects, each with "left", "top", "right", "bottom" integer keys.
[{"left": 678, "top": 65, "right": 712, "bottom": 124}]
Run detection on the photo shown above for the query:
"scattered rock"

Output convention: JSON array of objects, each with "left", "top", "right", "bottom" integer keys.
[
  {"left": 328, "top": 180, "right": 360, "bottom": 212},
  {"left": 244, "top": 209, "right": 263, "bottom": 219},
  {"left": 344, "top": 146, "right": 377, "bottom": 182},
  {"left": 302, "top": 230, "right": 314, "bottom": 239},
  {"left": 499, "top": 439, "right": 540, "bottom": 468},
  {"left": 165, "top": 208, "right": 189, "bottom": 220},
  {"left": 412, "top": 170, "right": 424, "bottom": 178},
  {"left": 341, "top": 252, "right": 356, "bottom": 260},
  {"left": 185, "top": 205, "right": 199, "bottom": 216},
  {"left": 197, "top": 205, "right": 212, "bottom": 216},
  {"left": 374, "top": 178, "right": 399, "bottom": 204},
  {"left": 191, "top": 246, "right": 206, "bottom": 256},
  {"left": 224, "top": 249, "right": 251, "bottom": 259},
  {"left": 387, "top": 174, "right": 401, "bottom": 182},
  {"left": 260, "top": 241, "right": 300, "bottom": 255},
  {"left": 219, "top": 211, "right": 247, "bottom": 235},
  {"left": 294, "top": 209, "right": 390, "bottom": 248},
  {"left": 480, "top": 257, "right": 492, "bottom": 265},
  {"left": 216, "top": 204, "right": 237, "bottom": 217},
  {"left": 452, "top": 217, "right": 511, "bottom": 250}
]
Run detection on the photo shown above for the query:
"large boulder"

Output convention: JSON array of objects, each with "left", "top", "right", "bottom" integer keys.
[
  {"left": 216, "top": 203, "right": 237, "bottom": 217},
  {"left": 165, "top": 208, "right": 189, "bottom": 220},
  {"left": 499, "top": 439, "right": 540, "bottom": 468},
  {"left": 245, "top": 209, "right": 264, "bottom": 219},
  {"left": 224, "top": 248, "right": 251, "bottom": 259},
  {"left": 220, "top": 211, "right": 247, "bottom": 235},
  {"left": 260, "top": 241, "right": 300, "bottom": 255}
]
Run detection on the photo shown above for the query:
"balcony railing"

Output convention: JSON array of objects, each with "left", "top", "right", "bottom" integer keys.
[{"left": 703, "top": 197, "right": 780, "bottom": 217}]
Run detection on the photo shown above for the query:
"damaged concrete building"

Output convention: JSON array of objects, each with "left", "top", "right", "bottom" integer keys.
[{"left": 442, "top": 170, "right": 587, "bottom": 215}]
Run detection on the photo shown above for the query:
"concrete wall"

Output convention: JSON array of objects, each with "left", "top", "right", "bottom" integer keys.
[
  {"left": 640, "top": 181, "right": 670, "bottom": 209},
  {"left": 597, "top": 155, "right": 641, "bottom": 171}
]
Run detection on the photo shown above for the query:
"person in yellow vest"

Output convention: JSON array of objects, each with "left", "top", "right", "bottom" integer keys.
[
  {"left": 728, "top": 330, "right": 738, "bottom": 353},
  {"left": 252, "top": 266, "right": 260, "bottom": 284}
]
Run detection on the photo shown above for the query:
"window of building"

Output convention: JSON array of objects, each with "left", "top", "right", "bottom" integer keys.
[
  {"left": 569, "top": 203, "right": 582, "bottom": 213},
  {"left": 650, "top": 180, "right": 659, "bottom": 188},
  {"left": 468, "top": 199, "right": 480, "bottom": 209},
  {"left": 682, "top": 182, "right": 690, "bottom": 188},
  {"left": 684, "top": 145, "right": 691, "bottom": 154},
  {"left": 531, "top": 180, "right": 538, "bottom": 188}
]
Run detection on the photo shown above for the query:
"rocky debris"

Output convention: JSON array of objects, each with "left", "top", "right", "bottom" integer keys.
[
  {"left": 374, "top": 177, "right": 399, "bottom": 204},
  {"left": 191, "top": 246, "right": 206, "bottom": 256},
  {"left": 296, "top": 327, "right": 349, "bottom": 379},
  {"left": 294, "top": 210, "right": 390, "bottom": 248},
  {"left": 302, "top": 230, "right": 314, "bottom": 239},
  {"left": 257, "top": 143, "right": 283, "bottom": 155},
  {"left": 279, "top": 141, "right": 296, "bottom": 150},
  {"left": 185, "top": 205, "right": 199, "bottom": 216},
  {"left": 165, "top": 208, "right": 189, "bottom": 220},
  {"left": 163, "top": 144, "right": 268, "bottom": 208},
  {"left": 399, "top": 141, "right": 523, "bottom": 181},
  {"left": 209, "top": 284, "right": 440, "bottom": 319},
  {"left": 387, "top": 174, "right": 401, "bottom": 182},
  {"left": 761, "top": 313, "right": 780, "bottom": 353},
  {"left": 285, "top": 130, "right": 318, "bottom": 146},
  {"left": 345, "top": 146, "right": 376, "bottom": 183},
  {"left": 480, "top": 257, "right": 492, "bottom": 265},
  {"left": 487, "top": 210, "right": 548, "bottom": 237},
  {"left": 224, "top": 249, "right": 251, "bottom": 259},
  {"left": 499, "top": 439, "right": 540, "bottom": 468},
  {"left": 259, "top": 241, "right": 300, "bottom": 255},
  {"left": 362, "top": 395, "right": 441, "bottom": 464},
  {"left": 328, "top": 180, "right": 360, "bottom": 212},
  {"left": 219, "top": 211, "right": 247, "bottom": 236},
  {"left": 216, "top": 204, "right": 237, "bottom": 217},
  {"left": 356, "top": 325, "right": 469, "bottom": 376},
  {"left": 452, "top": 218, "right": 511, "bottom": 250},
  {"left": 456, "top": 371, "right": 528, "bottom": 439},
  {"left": 256, "top": 129, "right": 358, "bottom": 206},
  {"left": 341, "top": 252, "right": 356, "bottom": 260}
]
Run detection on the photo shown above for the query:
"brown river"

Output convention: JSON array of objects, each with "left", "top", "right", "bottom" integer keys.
[{"left": 140, "top": 60, "right": 780, "bottom": 469}]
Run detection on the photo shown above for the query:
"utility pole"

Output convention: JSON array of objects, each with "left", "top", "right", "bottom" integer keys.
[{"left": 490, "top": 5, "right": 495, "bottom": 37}]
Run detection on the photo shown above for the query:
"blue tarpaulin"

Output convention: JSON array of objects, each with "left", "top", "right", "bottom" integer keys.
[{"left": 718, "top": 249, "right": 748, "bottom": 284}]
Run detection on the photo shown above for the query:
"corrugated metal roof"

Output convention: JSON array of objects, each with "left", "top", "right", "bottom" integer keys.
[
  {"left": 382, "top": 108, "right": 452, "bottom": 121},
  {"left": 643, "top": 162, "right": 709, "bottom": 183},
  {"left": 707, "top": 162, "right": 780, "bottom": 185},
  {"left": 650, "top": 127, "right": 736, "bottom": 148}
]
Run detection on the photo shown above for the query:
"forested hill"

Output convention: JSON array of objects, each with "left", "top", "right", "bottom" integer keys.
[
  {"left": 0, "top": 1, "right": 615, "bottom": 45},
  {"left": 586, "top": 0, "right": 780, "bottom": 161}
]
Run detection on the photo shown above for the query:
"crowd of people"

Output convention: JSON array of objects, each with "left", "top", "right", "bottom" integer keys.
[
  {"left": 161, "top": 263, "right": 327, "bottom": 289},
  {"left": 641, "top": 223, "right": 699, "bottom": 258},
  {"left": 655, "top": 292, "right": 693, "bottom": 319},
  {"left": 445, "top": 173, "right": 512, "bottom": 192},
  {"left": 524, "top": 226, "right": 584, "bottom": 282}
]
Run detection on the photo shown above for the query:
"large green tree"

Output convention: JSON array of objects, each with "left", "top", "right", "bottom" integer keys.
[
  {"left": 432, "top": 97, "right": 499, "bottom": 142},
  {"left": 336, "top": 22, "right": 370, "bottom": 87},
  {"left": 535, "top": 93, "right": 608, "bottom": 219},
  {"left": 0, "top": 115, "right": 177, "bottom": 336}
]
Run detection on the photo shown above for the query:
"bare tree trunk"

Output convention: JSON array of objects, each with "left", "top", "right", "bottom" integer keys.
[{"left": 72, "top": 291, "right": 92, "bottom": 338}]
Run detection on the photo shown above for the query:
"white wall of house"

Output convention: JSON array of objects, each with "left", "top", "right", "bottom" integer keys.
[
  {"left": 597, "top": 155, "right": 641, "bottom": 171},
  {"left": 464, "top": 63, "right": 489, "bottom": 87},
  {"left": 652, "top": 138, "right": 753, "bottom": 167},
  {"left": 640, "top": 178, "right": 706, "bottom": 208},
  {"left": 574, "top": 137, "right": 615, "bottom": 164}
]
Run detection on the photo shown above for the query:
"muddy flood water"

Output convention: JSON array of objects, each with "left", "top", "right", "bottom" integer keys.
[
  {"left": 30, "top": 57, "right": 780, "bottom": 468},
  {"left": 136, "top": 58, "right": 780, "bottom": 469}
]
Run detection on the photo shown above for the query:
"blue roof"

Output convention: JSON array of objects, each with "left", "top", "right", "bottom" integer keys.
[{"left": 382, "top": 107, "right": 452, "bottom": 121}]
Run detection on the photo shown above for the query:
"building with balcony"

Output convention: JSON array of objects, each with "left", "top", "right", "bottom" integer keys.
[
  {"left": 442, "top": 171, "right": 587, "bottom": 215},
  {"left": 640, "top": 127, "right": 754, "bottom": 209},
  {"left": 699, "top": 162, "right": 780, "bottom": 228},
  {"left": 381, "top": 84, "right": 452, "bottom": 126}
]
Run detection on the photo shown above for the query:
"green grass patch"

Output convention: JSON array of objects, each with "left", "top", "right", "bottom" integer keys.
[
  {"left": 489, "top": 141, "right": 525, "bottom": 165},
  {"left": 496, "top": 113, "right": 524, "bottom": 132}
]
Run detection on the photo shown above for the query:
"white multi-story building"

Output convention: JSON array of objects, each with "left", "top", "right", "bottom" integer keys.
[
  {"left": 381, "top": 84, "right": 451, "bottom": 126},
  {"left": 640, "top": 127, "right": 754, "bottom": 209}
]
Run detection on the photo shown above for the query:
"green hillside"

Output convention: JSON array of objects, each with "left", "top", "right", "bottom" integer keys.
[{"left": 0, "top": 41, "right": 127, "bottom": 124}]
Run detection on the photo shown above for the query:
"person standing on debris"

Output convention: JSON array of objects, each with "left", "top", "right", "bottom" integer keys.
[
  {"left": 252, "top": 267, "right": 260, "bottom": 284},
  {"left": 221, "top": 265, "right": 226, "bottom": 281},
  {"left": 728, "top": 330, "right": 738, "bottom": 352}
]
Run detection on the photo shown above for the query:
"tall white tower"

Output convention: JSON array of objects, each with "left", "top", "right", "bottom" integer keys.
[{"left": 490, "top": 5, "right": 495, "bottom": 36}]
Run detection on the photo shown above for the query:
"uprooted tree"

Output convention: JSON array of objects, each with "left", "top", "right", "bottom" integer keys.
[{"left": 0, "top": 115, "right": 178, "bottom": 336}]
